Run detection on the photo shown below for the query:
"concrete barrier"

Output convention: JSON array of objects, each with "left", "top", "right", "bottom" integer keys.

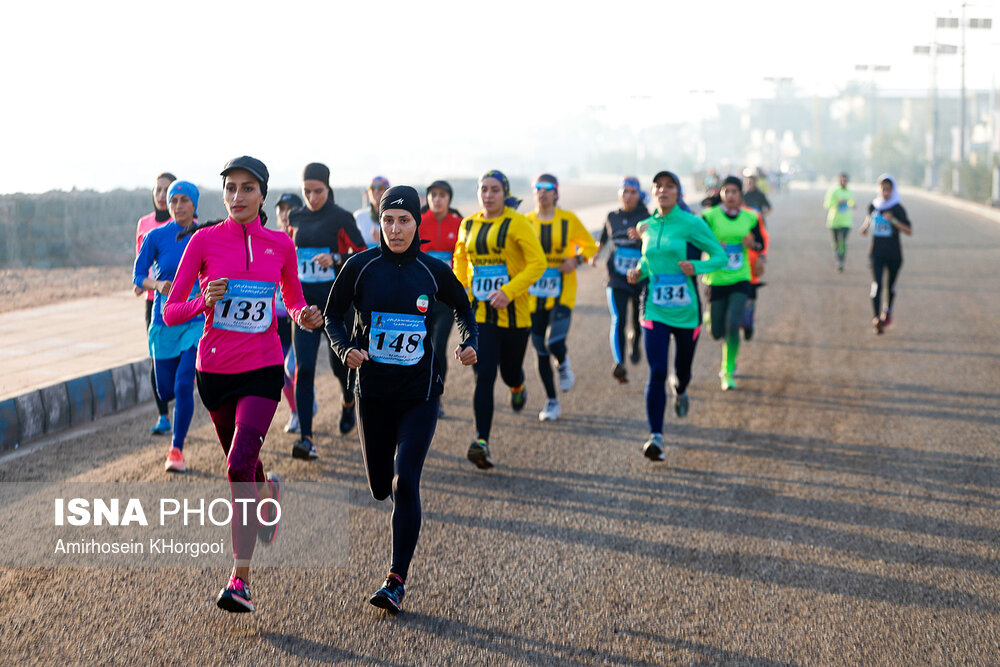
[
  {"left": 0, "top": 399, "right": 18, "bottom": 451},
  {"left": 14, "top": 391, "right": 45, "bottom": 443},
  {"left": 111, "top": 365, "right": 137, "bottom": 411},
  {"left": 90, "top": 370, "right": 116, "bottom": 418},
  {"left": 40, "top": 384, "right": 70, "bottom": 434},
  {"left": 132, "top": 360, "right": 154, "bottom": 404},
  {"left": 66, "top": 377, "right": 94, "bottom": 427}
]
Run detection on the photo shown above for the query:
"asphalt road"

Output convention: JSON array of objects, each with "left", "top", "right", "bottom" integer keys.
[{"left": 1, "top": 185, "right": 998, "bottom": 665}]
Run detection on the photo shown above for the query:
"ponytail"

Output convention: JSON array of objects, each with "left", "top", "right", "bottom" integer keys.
[{"left": 259, "top": 206, "right": 268, "bottom": 226}]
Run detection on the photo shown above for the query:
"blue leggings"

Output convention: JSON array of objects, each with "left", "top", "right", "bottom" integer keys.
[
  {"left": 357, "top": 395, "right": 438, "bottom": 581},
  {"left": 643, "top": 322, "right": 698, "bottom": 434},
  {"left": 606, "top": 287, "right": 641, "bottom": 365},
  {"left": 153, "top": 346, "right": 197, "bottom": 450}
]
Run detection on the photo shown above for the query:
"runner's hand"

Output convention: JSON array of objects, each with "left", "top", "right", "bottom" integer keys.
[
  {"left": 488, "top": 289, "right": 511, "bottom": 309},
  {"left": 558, "top": 257, "right": 577, "bottom": 274},
  {"left": 156, "top": 280, "right": 172, "bottom": 296},
  {"left": 741, "top": 233, "right": 756, "bottom": 249},
  {"left": 345, "top": 347, "right": 369, "bottom": 369},
  {"left": 133, "top": 285, "right": 144, "bottom": 297},
  {"left": 204, "top": 278, "right": 228, "bottom": 308},
  {"left": 456, "top": 345, "right": 477, "bottom": 366},
  {"left": 677, "top": 261, "right": 695, "bottom": 277},
  {"left": 313, "top": 252, "right": 334, "bottom": 269},
  {"left": 298, "top": 305, "right": 323, "bottom": 330},
  {"left": 626, "top": 268, "right": 640, "bottom": 284}
]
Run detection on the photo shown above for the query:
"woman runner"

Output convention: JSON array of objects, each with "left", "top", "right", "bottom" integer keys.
[
  {"left": 164, "top": 156, "right": 324, "bottom": 613},
  {"left": 453, "top": 170, "right": 546, "bottom": 469},
  {"left": 525, "top": 173, "right": 597, "bottom": 421},
  {"left": 133, "top": 180, "right": 203, "bottom": 472},
  {"left": 860, "top": 174, "right": 912, "bottom": 333},
  {"left": 325, "top": 185, "right": 477, "bottom": 613},
  {"left": 627, "top": 171, "right": 725, "bottom": 460}
]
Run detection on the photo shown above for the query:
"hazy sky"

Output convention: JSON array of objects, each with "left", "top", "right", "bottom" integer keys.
[{"left": 2, "top": 0, "right": 997, "bottom": 193}]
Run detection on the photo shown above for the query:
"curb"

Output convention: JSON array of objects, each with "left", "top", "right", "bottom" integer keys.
[{"left": 0, "top": 359, "right": 147, "bottom": 453}]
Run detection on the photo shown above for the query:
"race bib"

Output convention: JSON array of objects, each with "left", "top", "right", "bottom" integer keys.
[
  {"left": 837, "top": 200, "right": 850, "bottom": 213},
  {"left": 872, "top": 214, "right": 892, "bottom": 237},
  {"left": 650, "top": 273, "right": 691, "bottom": 308},
  {"left": 613, "top": 247, "right": 641, "bottom": 274},
  {"left": 528, "top": 268, "right": 562, "bottom": 298},
  {"left": 297, "top": 247, "right": 333, "bottom": 283},
  {"left": 213, "top": 279, "right": 274, "bottom": 333},
  {"left": 471, "top": 264, "right": 509, "bottom": 301},
  {"left": 725, "top": 243, "right": 744, "bottom": 270},
  {"left": 427, "top": 250, "right": 453, "bottom": 266},
  {"left": 369, "top": 312, "right": 425, "bottom": 366}
]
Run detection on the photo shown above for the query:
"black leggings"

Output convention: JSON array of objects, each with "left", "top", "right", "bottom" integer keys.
[
  {"left": 144, "top": 300, "right": 169, "bottom": 417},
  {"left": 831, "top": 227, "right": 849, "bottom": 262},
  {"left": 292, "top": 324, "right": 350, "bottom": 438},
  {"left": 530, "top": 305, "right": 572, "bottom": 400},
  {"left": 473, "top": 323, "right": 530, "bottom": 441},
  {"left": 606, "top": 287, "right": 641, "bottom": 365},
  {"left": 357, "top": 395, "right": 438, "bottom": 581},
  {"left": 870, "top": 255, "right": 902, "bottom": 318}
]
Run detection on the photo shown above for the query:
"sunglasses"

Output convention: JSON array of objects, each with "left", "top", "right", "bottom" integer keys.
[{"left": 534, "top": 182, "right": 556, "bottom": 191}]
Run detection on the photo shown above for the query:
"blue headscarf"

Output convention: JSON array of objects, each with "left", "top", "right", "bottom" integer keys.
[
  {"left": 652, "top": 170, "right": 692, "bottom": 213},
  {"left": 480, "top": 169, "right": 522, "bottom": 210},
  {"left": 167, "top": 180, "right": 200, "bottom": 216},
  {"left": 620, "top": 176, "right": 651, "bottom": 207},
  {"left": 872, "top": 173, "right": 901, "bottom": 212}
]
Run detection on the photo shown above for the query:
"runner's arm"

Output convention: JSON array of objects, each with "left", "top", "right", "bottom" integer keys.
[{"left": 162, "top": 236, "right": 207, "bottom": 326}]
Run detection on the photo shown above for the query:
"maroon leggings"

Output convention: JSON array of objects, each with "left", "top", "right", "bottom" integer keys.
[{"left": 209, "top": 395, "right": 278, "bottom": 562}]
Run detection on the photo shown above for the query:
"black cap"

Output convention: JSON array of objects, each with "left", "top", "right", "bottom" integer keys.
[
  {"left": 221, "top": 156, "right": 269, "bottom": 198},
  {"left": 302, "top": 162, "right": 331, "bottom": 188},
  {"left": 652, "top": 170, "right": 679, "bottom": 186},
  {"left": 380, "top": 186, "right": 422, "bottom": 226},
  {"left": 277, "top": 193, "right": 303, "bottom": 209},
  {"left": 426, "top": 180, "right": 453, "bottom": 200}
]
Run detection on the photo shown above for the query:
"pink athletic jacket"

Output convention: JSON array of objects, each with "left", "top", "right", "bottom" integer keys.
[
  {"left": 163, "top": 217, "right": 308, "bottom": 374},
  {"left": 136, "top": 212, "right": 171, "bottom": 301}
]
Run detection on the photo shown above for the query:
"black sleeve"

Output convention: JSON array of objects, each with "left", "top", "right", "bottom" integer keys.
[
  {"left": 599, "top": 218, "right": 609, "bottom": 245},
  {"left": 867, "top": 203, "right": 876, "bottom": 215},
  {"left": 434, "top": 263, "right": 478, "bottom": 354},
  {"left": 893, "top": 204, "right": 911, "bottom": 229},
  {"left": 323, "top": 256, "right": 359, "bottom": 363},
  {"left": 762, "top": 194, "right": 772, "bottom": 210},
  {"left": 751, "top": 222, "right": 765, "bottom": 251}
]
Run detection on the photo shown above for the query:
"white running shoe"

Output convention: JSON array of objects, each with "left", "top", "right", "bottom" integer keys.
[
  {"left": 538, "top": 399, "right": 561, "bottom": 421},
  {"left": 558, "top": 357, "right": 575, "bottom": 392},
  {"left": 284, "top": 412, "right": 300, "bottom": 433}
]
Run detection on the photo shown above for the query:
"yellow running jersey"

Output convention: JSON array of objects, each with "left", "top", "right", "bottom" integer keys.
[
  {"left": 453, "top": 207, "right": 546, "bottom": 328},
  {"left": 524, "top": 208, "right": 598, "bottom": 311}
]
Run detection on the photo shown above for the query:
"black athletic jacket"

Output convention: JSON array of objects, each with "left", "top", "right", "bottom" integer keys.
[{"left": 324, "top": 232, "right": 478, "bottom": 401}]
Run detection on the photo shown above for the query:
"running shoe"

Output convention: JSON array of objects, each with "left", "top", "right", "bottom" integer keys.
[
  {"left": 438, "top": 405, "right": 446, "bottom": 419},
  {"left": 613, "top": 363, "right": 628, "bottom": 384},
  {"left": 872, "top": 317, "right": 884, "bottom": 335},
  {"left": 743, "top": 325, "right": 754, "bottom": 341},
  {"left": 837, "top": 262, "right": 844, "bottom": 273},
  {"left": 216, "top": 576, "right": 254, "bottom": 613},
  {"left": 720, "top": 373, "right": 738, "bottom": 391},
  {"left": 510, "top": 385, "right": 527, "bottom": 412},
  {"left": 368, "top": 574, "right": 405, "bottom": 614},
  {"left": 669, "top": 376, "right": 689, "bottom": 418},
  {"left": 557, "top": 357, "right": 575, "bottom": 392},
  {"left": 164, "top": 447, "right": 186, "bottom": 473},
  {"left": 642, "top": 434, "right": 665, "bottom": 461},
  {"left": 629, "top": 333, "right": 641, "bottom": 364},
  {"left": 467, "top": 439, "right": 494, "bottom": 469},
  {"left": 881, "top": 312, "right": 893, "bottom": 328},
  {"left": 339, "top": 402, "right": 356, "bottom": 435},
  {"left": 538, "top": 399, "right": 561, "bottom": 422},
  {"left": 292, "top": 437, "right": 318, "bottom": 460},
  {"left": 150, "top": 415, "right": 170, "bottom": 435},
  {"left": 284, "top": 412, "right": 300, "bottom": 433},
  {"left": 258, "top": 473, "right": 282, "bottom": 545}
]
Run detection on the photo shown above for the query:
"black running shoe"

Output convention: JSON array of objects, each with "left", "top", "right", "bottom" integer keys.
[
  {"left": 216, "top": 576, "right": 254, "bottom": 613},
  {"left": 339, "top": 402, "right": 356, "bottom": 434},
  {"left": 369, "top": 574, "right": 405, "bottom": 614},
  {"left": 643, "top": 434, "right": 665, "bottom": 461},
  {"left": 258, "top": 473, "right": 282, "bottom": 545},
  {"left": 613, "top": 363, "right": 628, "bottom": 384},
  {"left": 292, "top": 437, "right": 318, "bottom": 460},
  {"left": 510, "top": 386, "right": 526, "bottom": 412},
  {"left": 743, "top": 325, "right": 754, "bottom": 341},
  {"left": 467, "top": 439, "right": 494, "bottom": 469}
]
